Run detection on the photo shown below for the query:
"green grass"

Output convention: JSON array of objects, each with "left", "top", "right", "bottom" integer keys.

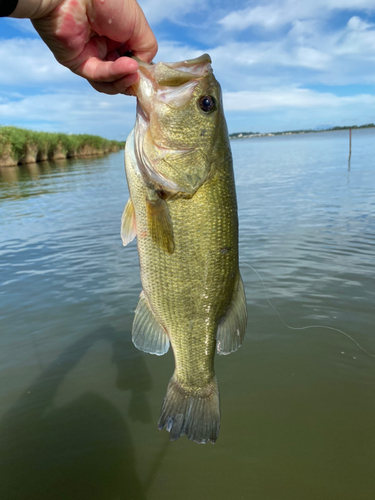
[{"left": 0, "top": 126, "right": 125, "bottom": 165}]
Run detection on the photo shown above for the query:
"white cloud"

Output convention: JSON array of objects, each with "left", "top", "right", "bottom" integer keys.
[
  {"left": 219, "top": 0, "right": 375, "bottom": 31},
  {"left": 1, "top": 1, "right": 375, "bottom": 137},
  {"left": 0, "top": 38, "right": 75, "bottom": 86},
  {"left": 223, "top": 94, "right": 375, "bottom": 134},
  {"left": 0, "top": 91, "right": 136, "bottom": 139},
  {"left": 219, "top": 4, "right": 289, "bottom": 31},
  {"left": 223, "top": 88, "right": 375, "bottom": 111},
  {"left": 153, "top": 41, "right": 204, "bottom": 64},
  {"left": 347, "top": 16, "right": 373, "bottom": 31},
  {"left": 149, "top": 10, "right": 375, "bottom": 93},
  {"left": 207, "top": 12, "right": 375, "bottom": 90},
  {"left": 335, "top": 16, "right": 375, "bottom": 56},
  {"left": 208, "top": 40, "right": 332, "bottom": 77},
  {"left": 141, "top": 0, "right": 208, "bottom": 25}
]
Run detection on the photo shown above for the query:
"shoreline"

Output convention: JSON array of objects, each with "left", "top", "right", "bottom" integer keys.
[
  {"left": 229, "top": 124, "right": 375, "bottom": 140},
  {"left": 0, "top": 148, "right": 121, "bottom": 167},
  {"left": 0, "top": 126, "right": 124, "bottom": 167}
]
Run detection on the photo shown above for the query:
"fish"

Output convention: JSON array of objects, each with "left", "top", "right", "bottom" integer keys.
[{"left": 121, "top": 54, "right": 247, "bottom": 444}]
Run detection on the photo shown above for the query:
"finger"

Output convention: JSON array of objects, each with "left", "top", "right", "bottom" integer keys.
[
  {"left": 89, "top": 72, "right": 139, "bottom": 95},
  {"left": 128, "top": 31, "right": 158, "bottom": 64},
  {"left": 126, "top": 17, "right": 158, "bottom": 63},
  {"left": 131, "top": 43, "right": 158, "bottom": 65},
  {"left": 78, "top": 56, "right": 139, "bottom": 83},
  {"left": 90, "top": 0, "right": 158, "bottom": 64}
]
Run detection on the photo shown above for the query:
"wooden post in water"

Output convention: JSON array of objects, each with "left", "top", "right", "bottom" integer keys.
[{"left": 348, "top": 128, "right": 352, "bottom": 170}]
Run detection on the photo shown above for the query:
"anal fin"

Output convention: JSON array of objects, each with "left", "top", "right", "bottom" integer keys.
[
  {"left": 216, "top": 275, "right": 247, "bottom": 355},
  {"left": 133, "top": 291, "right": 170, "bottom": 355},
  {"left": 121, "top": 198, "right": 137, "bottom": 246}
]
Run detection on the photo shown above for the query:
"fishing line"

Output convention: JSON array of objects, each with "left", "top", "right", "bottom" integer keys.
[{"left": 239, "top": 261, "right": 375, "bottom": 358}]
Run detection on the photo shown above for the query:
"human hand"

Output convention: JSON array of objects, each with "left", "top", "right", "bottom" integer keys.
[{"left": 12, "top": 0, "right": 157, "bottom": 95}]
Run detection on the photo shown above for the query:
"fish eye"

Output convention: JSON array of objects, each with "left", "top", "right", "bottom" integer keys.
[{"left": 199, "top": 96, "right": 216, "bottom": 113}]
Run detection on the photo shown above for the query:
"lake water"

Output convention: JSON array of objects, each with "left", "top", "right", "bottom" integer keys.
[{"left": 0, "top": 129, "right": 374, "bottom": 499}]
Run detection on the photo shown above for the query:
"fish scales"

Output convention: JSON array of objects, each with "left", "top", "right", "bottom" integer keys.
[{"left": 122, "top": 54, "right": 247, "bottom": 443}]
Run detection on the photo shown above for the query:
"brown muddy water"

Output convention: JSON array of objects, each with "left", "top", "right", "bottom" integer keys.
[{"left": 0, "top": 129, "right": 375, "bottom": 500}]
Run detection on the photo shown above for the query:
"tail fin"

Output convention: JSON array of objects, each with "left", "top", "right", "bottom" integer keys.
[{"left": 158, "top": 374, "right": 220, "bottom": 444}]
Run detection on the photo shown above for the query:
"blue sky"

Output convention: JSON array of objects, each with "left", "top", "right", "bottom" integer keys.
[{"left": 1, "top": 0, "right": 375, "bottom": 140}]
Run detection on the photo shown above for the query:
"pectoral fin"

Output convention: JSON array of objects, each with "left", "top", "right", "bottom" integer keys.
[
  {"left": 121, "top": 198, "right": 137, "bottom": 246},
  {"left": 146, "top": 194, "right": 174, "bottom": 254},
  {"left": 133, "top": 291, "right": 170, "bottom": 355},
  {"left": 216, "top": 275, "right": 247, "bottom": 355}
]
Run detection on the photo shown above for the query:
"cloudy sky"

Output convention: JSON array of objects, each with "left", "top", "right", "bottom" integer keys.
[{"left": 1, "top": 0, "right": 375, "bottom": 140}]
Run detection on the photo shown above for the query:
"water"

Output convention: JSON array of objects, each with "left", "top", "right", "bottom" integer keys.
[{"left": 0, "top": 129, "right": 374, "bottom": 499}]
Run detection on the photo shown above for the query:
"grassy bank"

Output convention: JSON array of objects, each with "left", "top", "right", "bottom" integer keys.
[{"left": 0, "top": 126, "right": 125, "bottom": 167}]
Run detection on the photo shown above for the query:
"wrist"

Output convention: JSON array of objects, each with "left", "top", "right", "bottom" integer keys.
[{"left": 10, "top": 0, "right": 64, "bottom": 19}]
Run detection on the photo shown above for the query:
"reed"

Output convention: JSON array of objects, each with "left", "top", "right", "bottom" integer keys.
[{"left": 0, "top": 126, "right": 125, "bottom": 167}]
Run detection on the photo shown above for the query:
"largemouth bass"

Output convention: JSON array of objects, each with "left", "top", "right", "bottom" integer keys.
[{"left": 121, "top": 54, "right": 247, "bottom": 444}]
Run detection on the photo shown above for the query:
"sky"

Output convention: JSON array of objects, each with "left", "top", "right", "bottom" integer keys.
[{"left": 1, "top": 0, "right": 375, "bottom": 140}]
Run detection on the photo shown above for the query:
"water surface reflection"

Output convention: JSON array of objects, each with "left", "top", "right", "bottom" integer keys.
[
  {"left": 0, "top": 326, "right": 151, "bottom": 500},
  {"left": 1, "top": 133, "right": 375, "bottom": 499}
]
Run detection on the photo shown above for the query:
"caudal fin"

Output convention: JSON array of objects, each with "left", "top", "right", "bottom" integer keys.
[{"left": 158, "top": 374, "right": 220, "bottom": 444}]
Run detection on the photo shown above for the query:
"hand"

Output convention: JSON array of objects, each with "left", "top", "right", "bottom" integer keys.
[{"left": 13, "top": 0, "right": 157, "bottom": 95}]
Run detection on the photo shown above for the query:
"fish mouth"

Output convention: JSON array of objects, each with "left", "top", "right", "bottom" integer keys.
[
  {"left": 136, "top": 53, "right": 212, "bottom": 86},
  {"left": 132, "top": 54, "right": 213, "bottom": 193},
  {"left": 133, "top": 54, "right": 212, "bottom": 116}
]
